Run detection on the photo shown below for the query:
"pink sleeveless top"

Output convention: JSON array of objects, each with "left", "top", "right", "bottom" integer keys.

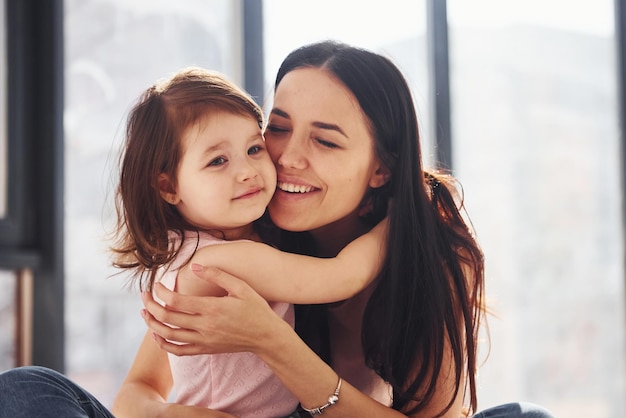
[{"left": 158, "top": 231, "right": 298, "bottom": 417}]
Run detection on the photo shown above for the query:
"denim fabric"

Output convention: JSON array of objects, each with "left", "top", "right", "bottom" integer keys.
[
  {"left": 0, "top": 366, "right": 114, "bottom": 418},
  {"left": 0, "top": 366, "right": 555, "bottom": 418},
  {"left": 474, "top": 402, "right": 555, "bottom": 418},
  {"left": 0, "top": 366, "right": 302, "bottom": 418}
]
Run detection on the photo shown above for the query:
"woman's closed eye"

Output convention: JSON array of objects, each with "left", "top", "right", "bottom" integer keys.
[
  {"left": 314, "top": 137, "right": 340, "bottom": 149},
  {"left": 266, "top": 124, "right": 290, "bottom": 134}
]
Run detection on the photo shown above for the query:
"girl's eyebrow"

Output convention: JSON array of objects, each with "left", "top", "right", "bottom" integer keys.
[
  {"left": 201, "top": 140, "right": 228, "bottom": 156},
  {"left": 270, "top": 107, "right": 347, "bottom": 138}
]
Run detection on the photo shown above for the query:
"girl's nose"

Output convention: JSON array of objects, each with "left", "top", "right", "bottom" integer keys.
[{"left": 235, "top": 158, "right": 258, "bottom": 182}]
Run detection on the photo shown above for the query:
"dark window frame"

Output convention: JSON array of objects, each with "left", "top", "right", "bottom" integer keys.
[
  {"left": 427, "top": 0, "right": 452, "bottom": 170},
  {"left": 243, "top": 0, "right": 264, "bottom": 105},
  {"left": 1, "top": 0, "right": 64, "bottom": 371}
]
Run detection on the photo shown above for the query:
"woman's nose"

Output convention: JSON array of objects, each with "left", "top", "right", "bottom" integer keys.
[{"left": 276, "top": 135, "right": 307, "bottom": 169}]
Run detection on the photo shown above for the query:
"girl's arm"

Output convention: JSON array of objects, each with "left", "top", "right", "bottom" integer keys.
[
  {"left": 178, "top": 218, "right": 389, "bottom": 303},
  {"left": 111, "top": 331, "right": 237, "bottom": 418},
  {"left": 142, "top": 269, "right": 464, "bottom": 418}
]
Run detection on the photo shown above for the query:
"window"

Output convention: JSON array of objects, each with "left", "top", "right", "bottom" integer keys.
[
  {"left": 0, "top": 0, "right": 6, "bottom": 219},
  {"left": 64, "top": 0, "right": 243, "bottom": 405},
  {"left": 0, "top": 271, "right": 16, "bottom": 369},
  {"left": 0, "top": 0, "right": 62, "bottom": 372},
  {"left": 263, "top": 0, "right": 432, "bottom": 158},
  {"left": 60, "top": 1, "right": 625, "bottom": 414},
  {"left": 448, "top": 1, "right": 623, "bottom": 416}
]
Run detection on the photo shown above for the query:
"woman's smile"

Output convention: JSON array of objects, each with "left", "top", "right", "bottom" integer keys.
[{"left": 276, "top": 181, "right": 316, "bottom": 193}]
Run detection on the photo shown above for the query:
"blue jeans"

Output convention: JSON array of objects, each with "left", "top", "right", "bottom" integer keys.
[
  {"left": 473, "top": 402, "right": 555, "bottom": 418},
  {"left": 0, "top": 366, "right": 114, "bottom": 418},
  {"left": 0, "top": 366, "right": 554, "bottom": 418}
]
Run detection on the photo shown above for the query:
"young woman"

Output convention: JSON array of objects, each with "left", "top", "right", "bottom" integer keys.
[{"left": 0, "top": 41, "right": 553, "bottom": 418}]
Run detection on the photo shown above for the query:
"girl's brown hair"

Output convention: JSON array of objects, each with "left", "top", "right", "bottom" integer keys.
[{"left": 111, "top": 67, "right": 264, "bottom": 291}]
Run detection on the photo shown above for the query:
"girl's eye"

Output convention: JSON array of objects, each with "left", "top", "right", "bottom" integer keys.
[
  {"left": 248, "top": 145, "right": 264, "bottom": 155},
  {"left": 208, "top": 156, "right": 227, "bottom": 167},
  {"left": 315, "top": 138, "right": 339, "bottom": 149}
]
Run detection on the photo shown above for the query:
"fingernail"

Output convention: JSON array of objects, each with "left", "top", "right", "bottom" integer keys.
[
  {"left": 190, "top": 263, "right": 205, "bottom": 272},
  {"left": 140, "top": 309, "right": 147, "bottom": 318}
]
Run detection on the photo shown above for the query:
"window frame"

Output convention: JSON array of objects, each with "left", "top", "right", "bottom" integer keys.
[{"left": 1, "top": 0, "right": 64, "bottom": 371}]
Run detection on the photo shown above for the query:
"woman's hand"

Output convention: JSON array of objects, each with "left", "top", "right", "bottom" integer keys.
[
  {"left": 142, "top": 267, "right": 409, "bottom": 418},
  {"left": 141, "top": 265, "right": 291, "bottom": 356}
]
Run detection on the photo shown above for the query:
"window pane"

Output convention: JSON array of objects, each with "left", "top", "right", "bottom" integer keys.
[
  {"left": 263, "top": 0, "right": 432, "bottom": 159},
  {"left": 64, "top": 0, "right": 241, "bottom": 406},
  {"left": 0, "top": 0, "right": 7, "bottom": 219},
  {"left": 448, "top": 1, "right": 624, "bottom": 416},
  {"left": 0, "top": 270, "right": 16, "bottom": 371}
]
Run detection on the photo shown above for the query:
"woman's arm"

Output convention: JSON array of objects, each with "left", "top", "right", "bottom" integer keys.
[
  {"left": 111, "top": 331, "right": 173, "bottom": 418},
  {"left": 179, "top": 218, "right": 389, "bottom": 304},
  {"left": 141, "top": 269, "right": 466, "bottom": 418},
  {"left": 401, "top": 338, "right": 467, "bottom": 417},
  {"left": 260, "top": 321, "right": 464, "bottom": 418},
  {"left": 111, "top": 331, "right": 237, "bottom": 418}
]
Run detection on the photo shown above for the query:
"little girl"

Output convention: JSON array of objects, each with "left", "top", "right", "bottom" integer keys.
[{"left": 111, "top": 67, "right": 387, "bottom": 417}]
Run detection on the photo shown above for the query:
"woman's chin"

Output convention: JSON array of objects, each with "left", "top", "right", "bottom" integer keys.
[{"left": 268, "top": 201, "right": 314, "bottom": 232}]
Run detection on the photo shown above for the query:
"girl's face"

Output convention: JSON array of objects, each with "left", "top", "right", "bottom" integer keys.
[
  {"left": 265, "top": 68, "right": 387, "bottom": 241},
  {"left": 159, "top": 111, "right": 276, "bottom": 240}
]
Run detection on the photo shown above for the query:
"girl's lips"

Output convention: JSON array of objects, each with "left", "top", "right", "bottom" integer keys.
[{"left": 234, "top": 187, "right": 262, "bottom": 199}]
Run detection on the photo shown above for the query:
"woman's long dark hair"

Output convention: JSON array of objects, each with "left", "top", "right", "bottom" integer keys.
[{"left": 277, "top": 41, "right": 485, "bottom": 416}]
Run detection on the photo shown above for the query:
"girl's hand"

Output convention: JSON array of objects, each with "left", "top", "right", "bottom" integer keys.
[{"left": 141, "top": 265, "right": 290, "bottom": 356}]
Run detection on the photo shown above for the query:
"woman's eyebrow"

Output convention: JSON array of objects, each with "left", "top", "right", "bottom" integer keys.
[
  {"left": 271, "top": 107, "right": 347, "bottom": 138},
  {"left": 270, "top": 108, "right": 290, "bottom": 119},
  {"left": 311, "top": 121, "right": 347, "bottom": 138}
]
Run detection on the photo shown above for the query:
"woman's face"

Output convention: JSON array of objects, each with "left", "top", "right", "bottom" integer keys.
[{"left": 265, "top": 67, "right": 386, "bottom": 237}]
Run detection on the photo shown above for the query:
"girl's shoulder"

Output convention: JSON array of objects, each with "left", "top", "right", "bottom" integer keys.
[{"left": 167, "top": 230, "right": 225, "bottom": 269}]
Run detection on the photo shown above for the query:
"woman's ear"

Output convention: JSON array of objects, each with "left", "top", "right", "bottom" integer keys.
[
  {"left": 369, "top": 163, "right": 391, "bottom": 189},
  {"left": 158, "top": 173, "right": 180, "bottom": 205}
]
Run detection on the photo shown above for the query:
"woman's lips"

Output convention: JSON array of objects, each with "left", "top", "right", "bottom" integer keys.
[{"left": 276, "top": 181, "right": 316, "bottom": 193}]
